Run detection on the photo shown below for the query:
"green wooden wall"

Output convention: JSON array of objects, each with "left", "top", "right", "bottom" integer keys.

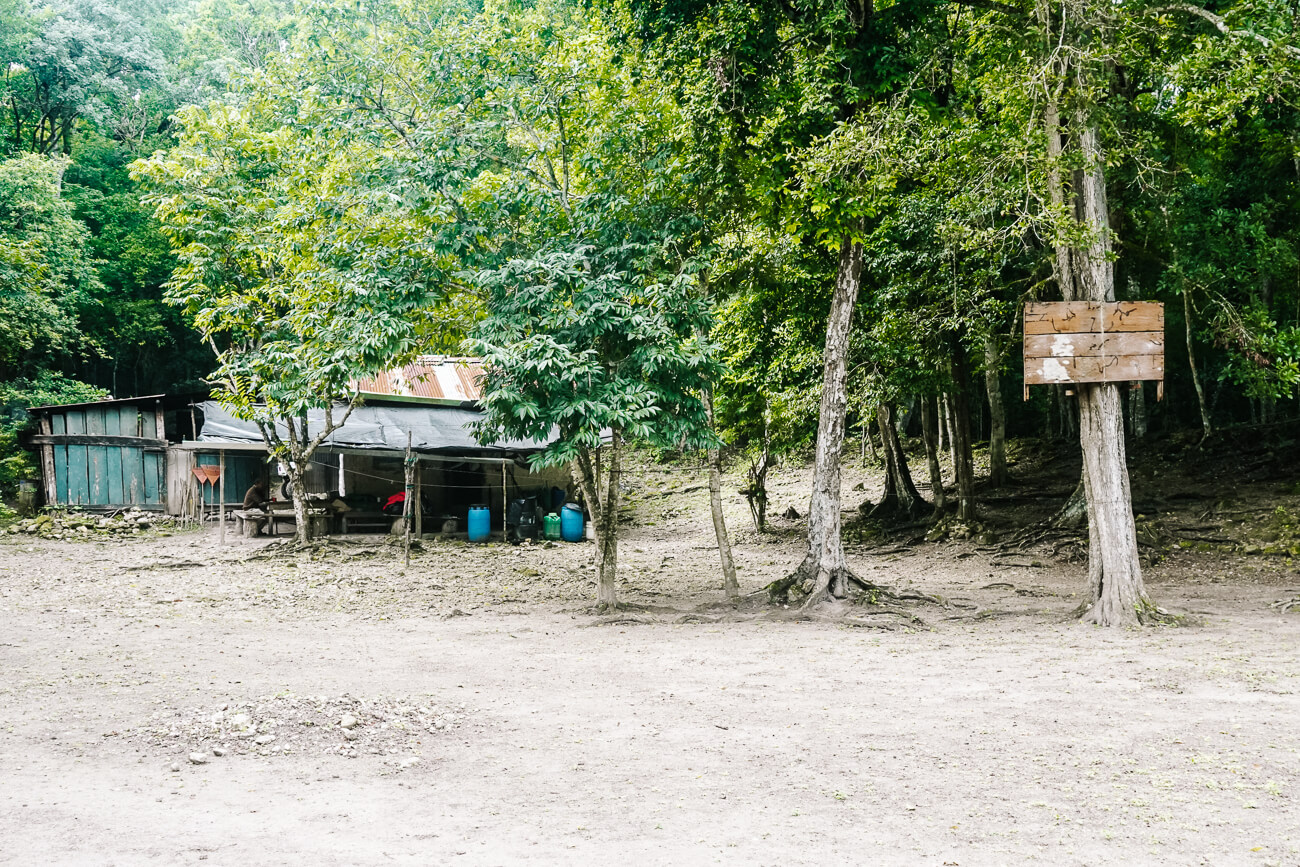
[
  {"left": 196, "top": 452, "right": 265, "bottom": 506},
  {"left": 48, "top": 405, "right": 165, "bottom": 508}
]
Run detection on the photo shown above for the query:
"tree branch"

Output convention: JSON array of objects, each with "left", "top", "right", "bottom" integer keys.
[
  {"left": 949, "top": 0, "right": 1027, "bottom": 19},
  {"left": 1153, "top": 4, "right": 1300, "bottom": 59}
]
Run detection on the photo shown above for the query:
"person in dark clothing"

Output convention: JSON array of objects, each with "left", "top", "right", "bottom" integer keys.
[
  {"left": 243, "top": 479, "right": 268, "bottom": 511},
  {"left": 242, "top": 479, "right": 269, "bottom": 535}
]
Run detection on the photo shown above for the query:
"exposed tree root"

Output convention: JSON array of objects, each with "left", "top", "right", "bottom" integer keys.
[
  {"left": 765, "top": 559, "right": 943, "bottom": 617},
  {"left": 867, "top": 494, "right": 929, "bottom": 523},
  {"left": 1270, "top": 597, "right": 1300, "bottom": 613},
  {"left": 1076, "top": 597, "right": 1195, "bottom": 627}
]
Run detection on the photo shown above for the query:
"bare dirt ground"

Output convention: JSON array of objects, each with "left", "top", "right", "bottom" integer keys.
[{"left": 3, "top": 438, "right": 1300, "bottom": 866}]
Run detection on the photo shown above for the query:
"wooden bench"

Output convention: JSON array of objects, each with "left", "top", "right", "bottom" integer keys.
[
  {"left": 339, "top": 510, "right": 393, "bottom": 534},
  {"left": 231, "top": 509, "right": 265, "bottom": 537}
]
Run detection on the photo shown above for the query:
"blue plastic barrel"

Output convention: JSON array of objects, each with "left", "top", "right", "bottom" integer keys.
[
  {"left": 467, "top": 504, "right": 491, "bottom": 542},
  {"left": 560, "top": 503, "right": 584, "bottom": 542}
]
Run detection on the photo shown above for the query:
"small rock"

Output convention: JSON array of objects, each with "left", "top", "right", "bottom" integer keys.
[
  {"left": 339, "top": 714, "right": 358, "bottom": 730},
  {"left": 169, "top": 761, "right": 180, "bottom": 772},
  {"left": 254, "top": 734, "right": 276, "bottom": 745},
  {"left": 212, "top": 747, "right": 227, "bottom": 757},
  {"left": 188, "top": 752, "right": 209, "bottom": 765},
  {"left": 342, "top": 730, "right": 358, "bottom": 741}
]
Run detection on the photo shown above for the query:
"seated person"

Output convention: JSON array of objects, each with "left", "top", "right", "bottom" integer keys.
[{"left": 242, "top": 479, "right": 269, "bottom": 535}]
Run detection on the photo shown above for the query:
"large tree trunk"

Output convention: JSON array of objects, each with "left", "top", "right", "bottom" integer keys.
[
  {"left": 288, "top": 465, "right": 311, "bottom": 544},
  {"left": 1070, "top": 122, "right": 1156, "bottom": 626},
  {"left": 870, "top": 403, "right": 927, "bottom": 520},
  {"left": 920, "top": 395, "right": 947, "bottom": 516},
  {"left": 703, "top": 392, "right": 739, "bottom": 600},
  {"left": 783, "top": 236, "right": 862, "bottom": 606},
  {"left": 984, "top": 335, "right": 1008, "bottom": 488}
]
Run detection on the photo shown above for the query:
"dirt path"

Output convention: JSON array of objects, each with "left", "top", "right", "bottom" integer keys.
[{"left": 3, "top": 456, "right": 1300, "bottom": 865}]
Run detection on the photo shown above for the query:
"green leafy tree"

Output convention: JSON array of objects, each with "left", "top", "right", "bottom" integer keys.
[
  {"left": 0, "top": 370, "right": 106, "bottom": 498},
  {"left": 134, "top": 98, "right": 462, "bottom": 541},
  {"left": 0, "top": 152, "right": 100, "bottom": 380},
  {"left": 2, "top": 0, "right": 167, "bottom": 155},
  {"left": 471, "top": 244, "right": 718, "bottom": 609}
]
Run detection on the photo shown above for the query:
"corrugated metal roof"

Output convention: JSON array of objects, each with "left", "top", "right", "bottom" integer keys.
[{"left": 353, "top": 356, "right": 485, "bottom": 404}]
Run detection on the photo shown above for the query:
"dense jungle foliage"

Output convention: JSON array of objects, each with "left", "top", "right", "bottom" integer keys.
[{"left": 2, "top": 0, "right": 1298, "bottom": 503}]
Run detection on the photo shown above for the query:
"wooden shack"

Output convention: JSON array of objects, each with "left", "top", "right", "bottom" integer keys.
[{"left": 30, "top": 395, "right": 169, "bottom": 511}]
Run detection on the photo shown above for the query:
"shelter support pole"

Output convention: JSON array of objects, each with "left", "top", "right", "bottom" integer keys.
[
  {"left": 403, "top": 431, "right": 413, "bottom": 568},
  {"left": 501, "top": 458, "right": 507, "bottom": 542},
  {"left": 218, "top": 449, "right": 226, "bottom": 545},
  {"left": 414, "top": 459, "right": 423, "bottom": 538}
]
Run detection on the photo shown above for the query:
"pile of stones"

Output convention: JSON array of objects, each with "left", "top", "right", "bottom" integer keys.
[
  {"left": 120, "top": 692, "right": 461, "bottom": 770},
  {"left": 5, "top": 509, "right": 177, "bottom": 540}
]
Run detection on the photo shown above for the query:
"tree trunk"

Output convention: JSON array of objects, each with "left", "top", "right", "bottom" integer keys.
[
  {"left": 938, "top": 393, "right": 950, "bottom": 453},
  {"left": 744, "top": 401, "right": 770, "bottom": 533},
  {"left": 1183, "top": 286, "right": 1213, "bottom": 439},
  {"left": 984, "top": 335, "right": 1008, "bottom": 488},
  {"left": 573, "top": 432, "right": 622, "bottom": 610},
  {"left": 1129, "top": 382, "right": 1147, "bottom": 440},
  {"left": 871, "top": 403, "right": 927, "bottom": 520},
  {"left": 783, "top": 236, "right": 862, "bottom": 606},
  {"left": 920, "top": 395, "right": 946, "bottom": 516},
  {"left": 948, "top": 379, "right": 977, "bottom": 523},
  {"left": 861, "top": 416, "right": 878, "bottom": 466},
  {"left": 1077, "top": 383, "right": 1148, "bottom": 625},
  {"left": 943, "top": 392, "right": 959, "bottom": 469},
  {"left": 1069, "top": 120, "right": 1156, "bottom": 626},
  {"left": 703, "top": 391, "right": 739, "bottom": 600},
  {"left": 289, "top": 467, "right": 310, "bottom": 544}
]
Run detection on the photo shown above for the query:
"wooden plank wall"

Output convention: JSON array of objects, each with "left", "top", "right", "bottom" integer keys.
[{"left": 45, "top": 404, "right": 167, "bottom": 508}]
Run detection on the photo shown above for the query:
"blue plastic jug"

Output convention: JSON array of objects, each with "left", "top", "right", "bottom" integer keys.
[
  {"left": 467, "top": 504, "right": 491, "bottom": 542},
  {"left": 560, "top": 503, "right": 584, "bottom": 542}
]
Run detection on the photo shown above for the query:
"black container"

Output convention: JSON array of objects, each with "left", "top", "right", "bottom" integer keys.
[{"left": 506, "top": 495, "right": 541, "bottom": 543}]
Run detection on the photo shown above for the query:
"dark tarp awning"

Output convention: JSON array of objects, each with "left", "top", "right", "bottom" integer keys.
[{"left": 196, "top": 401, "right": 553, "bottom": 457}]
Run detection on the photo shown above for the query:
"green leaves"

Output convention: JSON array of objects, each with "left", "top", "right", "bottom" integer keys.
[
  {"left": 0, "top": 153, "right": 100, "bottom": 380},
  {"left": 470, "top": 241, "right": 720, "bottom": 470},
  {"left": 132, "top": 92, "right": 463, "bottom": 442}
]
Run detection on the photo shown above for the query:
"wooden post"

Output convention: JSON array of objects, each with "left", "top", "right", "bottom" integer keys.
[
  {"left": 38, "top": 413, "right": 57, "bottom": 506},
  {"left": 218, "top": 449, "right": 226, "bottom": 545},
  {"left": 413, "top": 458, "right": 423, "bottom": 538},
  {"left": 403, "top": 431, "right": 413, "bottom": 568}
]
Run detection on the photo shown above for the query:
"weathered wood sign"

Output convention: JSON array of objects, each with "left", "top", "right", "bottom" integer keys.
[{"left": 1023, "top": 301, "right": 1164, "bottom": 399}]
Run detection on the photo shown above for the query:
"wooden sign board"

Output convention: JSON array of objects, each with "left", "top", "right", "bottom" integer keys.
[{"left": 1023, "top": 301, "right": 1164, "bottom": 398}]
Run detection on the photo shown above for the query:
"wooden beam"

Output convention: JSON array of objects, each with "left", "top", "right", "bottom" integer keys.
[
  {"left": 30, "top": 434, "right": 168, "bottom": 449},
  {"left": 219, "top": 450, "right": 226, "bottom": 546},
  {"left": 1024, "top": 331, "right": 1164, "bottom": 358},
  {"left": 38, "top": 414, "right": 57, "bottom": 505},
  {"left": 1025, "top": 354, "right": 1165, "bottom": 385},
  {"left": 1024, "top": 301, "right": 1164, "bottom": 335}
]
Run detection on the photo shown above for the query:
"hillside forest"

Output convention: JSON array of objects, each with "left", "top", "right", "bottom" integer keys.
[{"left": 2, "top": 0, "right": 1298, "bottom": 625}]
